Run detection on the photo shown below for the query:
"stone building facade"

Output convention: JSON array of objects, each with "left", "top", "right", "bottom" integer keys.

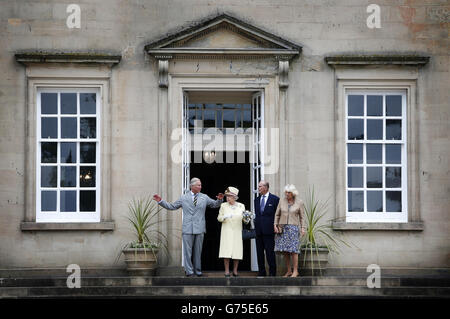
[{"left": 0, "top": 0, "right": 449, "bottom": 275}]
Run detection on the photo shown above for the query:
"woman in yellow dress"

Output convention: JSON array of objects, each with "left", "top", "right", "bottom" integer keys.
[{"left": 217, "top": 187, "right": 245, "bottom": 277}]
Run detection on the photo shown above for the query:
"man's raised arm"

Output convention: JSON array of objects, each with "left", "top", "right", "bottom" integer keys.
[{"left": 153, "top": 194, "right": 183, "bottom": 210}]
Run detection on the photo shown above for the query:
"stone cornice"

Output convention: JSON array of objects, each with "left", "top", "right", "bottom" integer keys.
[
  {"left": 15, "top": 52, "right": 122, "bottom": 65},
  {"left": 325, "top": 54, "right": 430, "bottom": 66}
]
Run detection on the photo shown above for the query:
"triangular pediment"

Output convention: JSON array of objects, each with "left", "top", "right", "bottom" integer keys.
[{"left": 145, "top": 14, "right": 301, "bottom": 59}]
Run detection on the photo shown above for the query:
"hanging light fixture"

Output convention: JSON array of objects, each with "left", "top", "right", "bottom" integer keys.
[{"left": 203, "top": 151, "right": 216, "bottom": 164}]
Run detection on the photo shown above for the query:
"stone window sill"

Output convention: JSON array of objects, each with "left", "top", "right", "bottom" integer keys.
[
  {"left": 20, "top": 221, "right": 115, "bottom": 231},
  {"left": 332, "top": 221, "right": 424, "bottom": 231}
]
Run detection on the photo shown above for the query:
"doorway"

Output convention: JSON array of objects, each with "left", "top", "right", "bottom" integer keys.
[
  {"left": 182, "top": 90, "right": 264, "bottom": 272},
  {"left": 190, "top": 151, "right": 251, "bottom": 271}
]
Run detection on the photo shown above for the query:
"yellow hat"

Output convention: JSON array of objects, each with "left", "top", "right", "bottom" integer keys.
[{"left": 224, "top": 186, "right": 239, "bottom": 197}]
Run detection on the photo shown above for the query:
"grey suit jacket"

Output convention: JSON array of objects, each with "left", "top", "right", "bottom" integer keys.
[{"left": 158, "top": 192, "right": 222, "bottom": 234}]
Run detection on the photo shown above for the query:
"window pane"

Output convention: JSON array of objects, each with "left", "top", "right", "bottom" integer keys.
[
  {"left": 61, "top": 93, "right": 77, "bottom": 114},
  {"left": 367, "top": 95, "right": 382, "bottom": 116},
  {"left": 257, "top": 96, "right": 261, "bottom": 119},
  {"left": 366, "top": 144, "right": 382, "bottom": 164},
  {"left": 41, "top": 166, "right": 57, "bottom": 187},
  {"left": 203, "top": 109, "right": 215, "bottom": 128},
  {"left": 41, "top": 118, "right": 57, "bottom": 138},
  {"left": 60, "top": 190, "right": 76, "bottom": 212},
  {"left": 80, "top": 93, "right": 96, "bottom": 114},
  {"left": 61, "top": 166, "right": 76, "bottom": 187},
  {"left": 348, "top": 119, "right": 364, "bottom": 140},
  {"left": 367, "top": 119, "right": 383, "bottom": 140},
  {"left": 216, "top": 109, "right": 223, "bottom": 129},
  {"left": 347, "top": 144, "right": 363, "bottom": 164},
  {"left": 386, "top": 191, "right": 402, "bottom": 212},
  {"left": 61, "top": 117, "right": 77, "bottom": 138},
  {"left": 223, "top": 110, "right": 235, "bottom": 128},
  {"left": 41, "top": 93, "right": 57, "bottom": 114},
  {"left": 41, "top": 142, "right": 57, "bottom": 163},
  {"left": 80, "top": 166, "right": 96, "bottom": 187},
  {"left": 80, "top": 118, "right": 96, "bottom": 138},
  {"left": 80, "top": 191, "right": 96, "bottom": 212},
  {"left": 386, "top": 167, "right": 401, "bottom": 188},
  {"left": 188, "top": 109, "right": 195, "bottom": 129},
  {"left": 386, "top": 144, "right": 401, "bottom": 164},
  {"left": 386, "top": 120, "right": 402, "bottom": 140},
  {"left": 367, "top": 191, "right": 383, "bottom": 212},
  {"left": 61, "top": 142, "right": 76, "bottom": 163},
  {"left": 243, "top": 109, "right": 251, "bottom": 128},
  {"left": 41, "top": 191, "right": 57, "bottom": 211},
  {"left": 196, "top": 107, "right": 203, "bottom": 121},
  {"left": 386, "top": 95, "right": 402, "bottom": 116},
  {"left": 348, "top": 167, "right": 363, "bottom": 188},
  {"left": 348, "top": 191, "right": 364, "bottom": 212},
  {"left": 80, "top": 142, "right": 96, "bottom": 163},
  {"left": 235, "top": 109, "right": 242, "bottom": 128},
  {"left": 367, "top": 167, "right": 382, "bottom": 188},
  {"left": 348, "top": 95, "right": 364, "bottom": 116}
]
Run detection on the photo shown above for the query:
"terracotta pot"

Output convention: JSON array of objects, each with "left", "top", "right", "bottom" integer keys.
[{"left": 122, "top": 247, "right": 159, "bottom": 276}]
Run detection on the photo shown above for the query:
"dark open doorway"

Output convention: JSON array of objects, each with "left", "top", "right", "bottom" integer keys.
[{"left": 190, "top": 151, "right": 251, "bottom": 271}]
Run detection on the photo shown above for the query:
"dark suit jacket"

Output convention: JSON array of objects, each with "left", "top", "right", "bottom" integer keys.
[{"left": 254, "top": 193, "right": 280, "bottom": 236}]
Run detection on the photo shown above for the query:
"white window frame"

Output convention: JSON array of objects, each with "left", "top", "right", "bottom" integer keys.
[
  {"left": 36, "top": 88, "right": 101, "bottom": 223},
  {"left": 345, "top": 90, "right": 407, "bottom": 223}
]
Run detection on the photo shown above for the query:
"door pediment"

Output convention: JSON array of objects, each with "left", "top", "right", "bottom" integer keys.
[{"left": 145, "top": 14, "right": 301, "bottom": 60}]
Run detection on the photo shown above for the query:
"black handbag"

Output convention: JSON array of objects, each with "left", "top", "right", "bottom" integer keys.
[{"left": 242, "top": 228, "right": 256, "bottom": 240}]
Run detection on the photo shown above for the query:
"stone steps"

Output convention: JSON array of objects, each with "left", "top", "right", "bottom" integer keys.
[
  {"left": 1, "top": 285, "right": 449, "bottom": 299},
  {"left": 0, "top": 275, "right": 449, "bottom": 298},
  {"left": 1, "top": 276, "right": 449, "bottom": 288}
]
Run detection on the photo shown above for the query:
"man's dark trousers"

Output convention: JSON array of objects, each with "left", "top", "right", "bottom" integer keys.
[{"left": 254, "top": 193, "right": 280, "bottom": 276}]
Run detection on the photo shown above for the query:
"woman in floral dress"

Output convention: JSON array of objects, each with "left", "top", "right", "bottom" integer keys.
[{"left": 274, "top": 184, "right": 306, "bottom": 277}]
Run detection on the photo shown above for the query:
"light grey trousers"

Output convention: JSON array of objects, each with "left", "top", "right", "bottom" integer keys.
[{"left": 182, "top": 233, "right": 204, "bottom": 275}]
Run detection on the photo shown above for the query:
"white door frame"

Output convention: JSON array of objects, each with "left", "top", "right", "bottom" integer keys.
[
  {"left": 166, "top": 75, "right": 280, "bottom": 270},
  {"left": 182, "top": 88, "right": 264, "bottom": 272}
]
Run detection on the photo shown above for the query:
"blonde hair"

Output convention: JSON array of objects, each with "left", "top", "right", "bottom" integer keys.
[{"left": 284, "top": 184, "right": 298, "bottom": 197}]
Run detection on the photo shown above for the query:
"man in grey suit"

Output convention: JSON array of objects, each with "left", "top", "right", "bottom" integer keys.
[{"left": 153, "top": 177, "right": 224, "bottom": 277}]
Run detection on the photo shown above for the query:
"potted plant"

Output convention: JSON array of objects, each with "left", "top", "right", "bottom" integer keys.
[
  {"left": 300, "top": 187, "right": 351, "bottom": 276},
  {"left": 117, "top": 196, "right": 169, "bottom": 276}
]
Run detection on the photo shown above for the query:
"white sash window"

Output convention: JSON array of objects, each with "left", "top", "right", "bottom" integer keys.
[
  {"left": 36, "top": 89, "right": 100, "bottom": 222},
  {"left": 346, "top": 90, "right": 407, "bottom": 222}
]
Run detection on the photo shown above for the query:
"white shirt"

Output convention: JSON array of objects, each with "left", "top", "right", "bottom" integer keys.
[
  {"left": 260, "top": 192, "right": 270, "bottom": 207},
  {"left": 191, "top": 191, "right": 199, "bottom": 202}
]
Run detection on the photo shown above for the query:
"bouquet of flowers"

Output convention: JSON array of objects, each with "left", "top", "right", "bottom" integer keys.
[{"left": 242, "top": 210, "right": 255, "bottom": 224}]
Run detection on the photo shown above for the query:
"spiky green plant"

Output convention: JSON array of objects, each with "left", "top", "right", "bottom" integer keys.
[
  {"left": 301, "top": 186, "right": 352, "bottom": 275},
  {"left": 116, "top": 196, "right": 172, "bottom": 264}
]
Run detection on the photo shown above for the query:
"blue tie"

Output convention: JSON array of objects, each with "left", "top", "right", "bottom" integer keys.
[{"left": 260, "top": 195, "right": 266, "bottom": 214}]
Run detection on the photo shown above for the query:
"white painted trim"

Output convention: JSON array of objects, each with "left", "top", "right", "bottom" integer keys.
[
  {"left": 344, "top": 90, "right": 407, "bottom": 223},
  {"left": 36, "top": 88, "right": 101, "bottom": 223}
]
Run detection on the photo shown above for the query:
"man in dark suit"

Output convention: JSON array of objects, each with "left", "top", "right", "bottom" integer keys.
[{"left": 254, "top": 180, "right": 280, "bottom": 277}]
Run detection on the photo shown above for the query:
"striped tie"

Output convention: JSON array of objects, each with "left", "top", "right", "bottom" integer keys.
[{"left": 193, "top": 193, "right": 198, "bottom": 206}]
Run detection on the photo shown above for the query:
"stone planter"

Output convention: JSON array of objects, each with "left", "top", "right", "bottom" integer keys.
[
  {"left": 122, "top": 247, "right": 159, "bottom": 276},
  {"left": 299, "top": 247, "right": 329, "bottom": 276}
]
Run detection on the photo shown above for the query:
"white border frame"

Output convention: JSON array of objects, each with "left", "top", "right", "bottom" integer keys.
[
  {"left": 165, "top": 74, "right": 280, "bottom": 269},
  {"left": 345, "top": 90, "right": 407, "bottom": 223},
  {"left": 334, "top": 67, "right": 420, "bottom": 225},
  {"left": 24, "top": 66, "right": 112, "bottom": 225},
  {"left": 36, "top": 88, "right": 101, "bottom": 223}
]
